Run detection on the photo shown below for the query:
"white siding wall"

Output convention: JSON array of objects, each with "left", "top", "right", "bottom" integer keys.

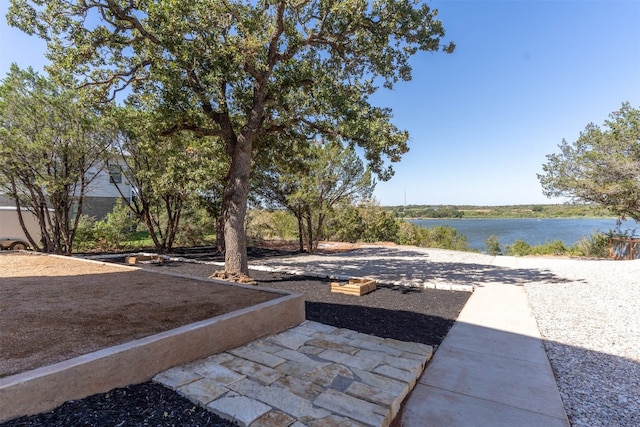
[{"left": 84, "top": 164, "right": 131, "bottom": 199}]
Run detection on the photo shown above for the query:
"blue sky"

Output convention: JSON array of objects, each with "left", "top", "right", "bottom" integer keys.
[{"left": 1, "top": 1, "right": 639, "bottom": 206}]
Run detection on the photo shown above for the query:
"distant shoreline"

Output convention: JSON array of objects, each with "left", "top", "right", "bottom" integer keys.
[
  {"left": 384, "top": 204, "right": 618, "bottom": 221},
  {"left": 403, "top": 216, "right": 617, "bottom": 220}
]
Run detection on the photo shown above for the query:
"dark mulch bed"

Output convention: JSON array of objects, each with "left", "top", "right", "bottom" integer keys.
[
  {"left": 255, "top": 270, "right": 469, "bottom": 345},
  {"left": 147, "top": 261, "right": 470, "bottom": 346},
  {"left": 2, "top": 383, "right": 238, "bottom": 427},
  {"left": 2, "top": 249, "right": 470, "bottom": 427}
]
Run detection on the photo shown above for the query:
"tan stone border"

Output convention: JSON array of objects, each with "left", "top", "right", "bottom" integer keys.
[{"left": 0, "top": 281, "right": 304, "bottom": 422}]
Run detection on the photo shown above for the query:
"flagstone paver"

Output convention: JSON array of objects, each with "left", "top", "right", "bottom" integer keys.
[{"left": 154, "top": 320, "right": 432, "bottom": 427}]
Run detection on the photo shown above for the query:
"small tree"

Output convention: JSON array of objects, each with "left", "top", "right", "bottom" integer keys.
[
  {"left": 397, "top": 221, "right": 424, "bottom": 246},
  {"left": 504, "top": 240, "right": 531, "bottom": 256},
  {"left": 92, "top": 198, "right": 135, "bottom": 251},
  {"left": 485, "top": 235, "right": 502, "bottom": 255},
  {"left": 174, "top": 203, "right": 217, "bottom": 248},
  {"left": 327, "top": 204, "right": 366, "bottom": 243},
  {"left": 256, "top": 142, "right": 374, "bottom": 253},
  {"left": 359, "top": 204, "right": 400, "bottom": 243},
  {"left": 423, "top": 225, "right": 469, "bottom": 251},
  {"left": 111, "top": 107, "right": 224, "bottom": 253},
  {"left": 295, "top": 143, "right": 374, "bottom": 252},
  {"left": 0, "top": 66, "right": 112, "bottom": 254},
  {"left": 539, "top": 103, "right": 640, "bottom": 221},
  {"left": 252, "top": 141, "right": 311, "bottom": 252}
]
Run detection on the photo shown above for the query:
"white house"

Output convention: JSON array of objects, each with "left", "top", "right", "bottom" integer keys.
[
  {"left": 0, "top": 162, "right": 132, "bottom": 220},
  {"left": 82, "top": 163, "right": 132, "bottom": 219}
]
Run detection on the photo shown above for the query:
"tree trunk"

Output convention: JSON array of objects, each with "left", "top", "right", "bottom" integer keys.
[
  {"left": 313, "top": 213, "right": 324, "bottom": 253},
  {"left": 222, "top": 135, "right": 252, "bottom": 275},
  {"left": 304, "top": 208, "right": 314, "bottom": 254},
  {"left": 296, "top": 207, "right": 304, "bottom": 253},
  {"left": 10, "top": 179, "right": 40, "bottom": 251},
  {"left": 215, "top": 215, "right": 225, "bottom": 253}
]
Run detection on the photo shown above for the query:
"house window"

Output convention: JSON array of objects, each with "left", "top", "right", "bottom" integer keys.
[{"left": 109, "top": 165, "right": 122, "bottom": 184}]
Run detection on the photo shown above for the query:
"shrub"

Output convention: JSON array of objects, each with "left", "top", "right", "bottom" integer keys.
[
  {"left": 73, "top": 215, "right": 98, "bottom": 252},
  {"left": 504, "top": 239, "right": 531, "bottom": 256},
  {"left": 270, "top": 211, "right": 298, "bottom": 241},
  {"left": 174, "top": 205, "right": 216, "bottom": 247},
  {"left": 327, "top": 205, "right": 365, "bottom": 243},
  {"left": 360, "top": 209, "right": 400, "bottom": 243},
  {"left": 485, "top": 235, "right": 502, "bottom": 255},
  {"left": 396, "top": 222, "right": 470, "bottom": 251},
  {"left": 530, "top": 240, "right": 567, "bottom": 256},
  {"left": 423, "top": 225, "right": 469, "bottom": 251},
  {"left": 328, "top": 204, "right": 400, "bottom": 244},
  {"left": 93, "top": 199, "right": 135, "bottom": 251},
  {"left": 72, "top": 200, "right": 136, "bottom": 252},
  {"left": 246, "top": 209, "right": 297, "bottom": 242},
  {"left": 397, "top": 221, "right": 424, "bottom": 246},
  {"left": 571, "top": 232, "right": 611, "bottom": 258}
]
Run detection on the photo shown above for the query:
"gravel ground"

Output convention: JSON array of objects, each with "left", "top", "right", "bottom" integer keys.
[{"left": 489, "top": 255, "right": 640, "bottom": 427}]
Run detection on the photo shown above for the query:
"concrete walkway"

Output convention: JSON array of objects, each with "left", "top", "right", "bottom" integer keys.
[{"left": 400, "top": 283, "right": 570, "bottom": 426}]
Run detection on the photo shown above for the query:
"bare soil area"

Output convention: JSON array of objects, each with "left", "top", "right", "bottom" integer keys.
[{"left": 0, "top": 252, "right": 279, "bottom": 377}]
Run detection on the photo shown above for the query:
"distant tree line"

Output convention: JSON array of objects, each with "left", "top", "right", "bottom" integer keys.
[
  {"left": 247, "top": 204, "right": 470, "bottom": 252},
  {"left": 386, "top": 204, "right": 614, "bottom": 219}
]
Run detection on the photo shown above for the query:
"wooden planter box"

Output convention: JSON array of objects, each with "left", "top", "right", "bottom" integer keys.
[
  {"left": 331, "top": 278, "right": 377, "bottom": 296},
  {"left": 125, "top": 255, "right": 164, "bottom": 265},
  {"left": 610, "top": 237, "right": 640, "bottom": 260}
]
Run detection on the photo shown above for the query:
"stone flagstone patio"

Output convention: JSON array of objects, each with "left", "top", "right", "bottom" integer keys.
[{"left": 154, "top": 321, "right": 433, "bottom": 427}]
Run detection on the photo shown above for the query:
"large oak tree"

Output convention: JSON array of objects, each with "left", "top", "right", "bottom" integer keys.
[{"left": 8, "top": 0, "right": 454, "bottom": 274}]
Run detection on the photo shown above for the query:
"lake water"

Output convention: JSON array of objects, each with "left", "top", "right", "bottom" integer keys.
[{"left": 409, "top": 218, "right": 631, "bottom": 251}]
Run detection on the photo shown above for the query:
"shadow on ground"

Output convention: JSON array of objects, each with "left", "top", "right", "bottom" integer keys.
[{"left": 255, "top": 248, "right": 575, "bottom": 286}]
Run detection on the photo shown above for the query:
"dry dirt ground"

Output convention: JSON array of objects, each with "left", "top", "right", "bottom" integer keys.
[{"left": 0, "top": 252, "right": 278, "bottom": 377}]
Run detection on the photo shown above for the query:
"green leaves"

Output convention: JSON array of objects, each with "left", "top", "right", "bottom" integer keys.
[
  {"left": 111, "top": 105, "right": 227, "bottom": 252},
  {"left": 539, "top": 102, "right": 640, "bottom": 221},
  {"left": 254, "top": 140, "right": 374, "bottom": 252},
  {"left": 0, "top": 65, "right": 115, "bottom": 253},
  {"left": 8, "top": 0, "right": 453, "bottom": 177}
]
